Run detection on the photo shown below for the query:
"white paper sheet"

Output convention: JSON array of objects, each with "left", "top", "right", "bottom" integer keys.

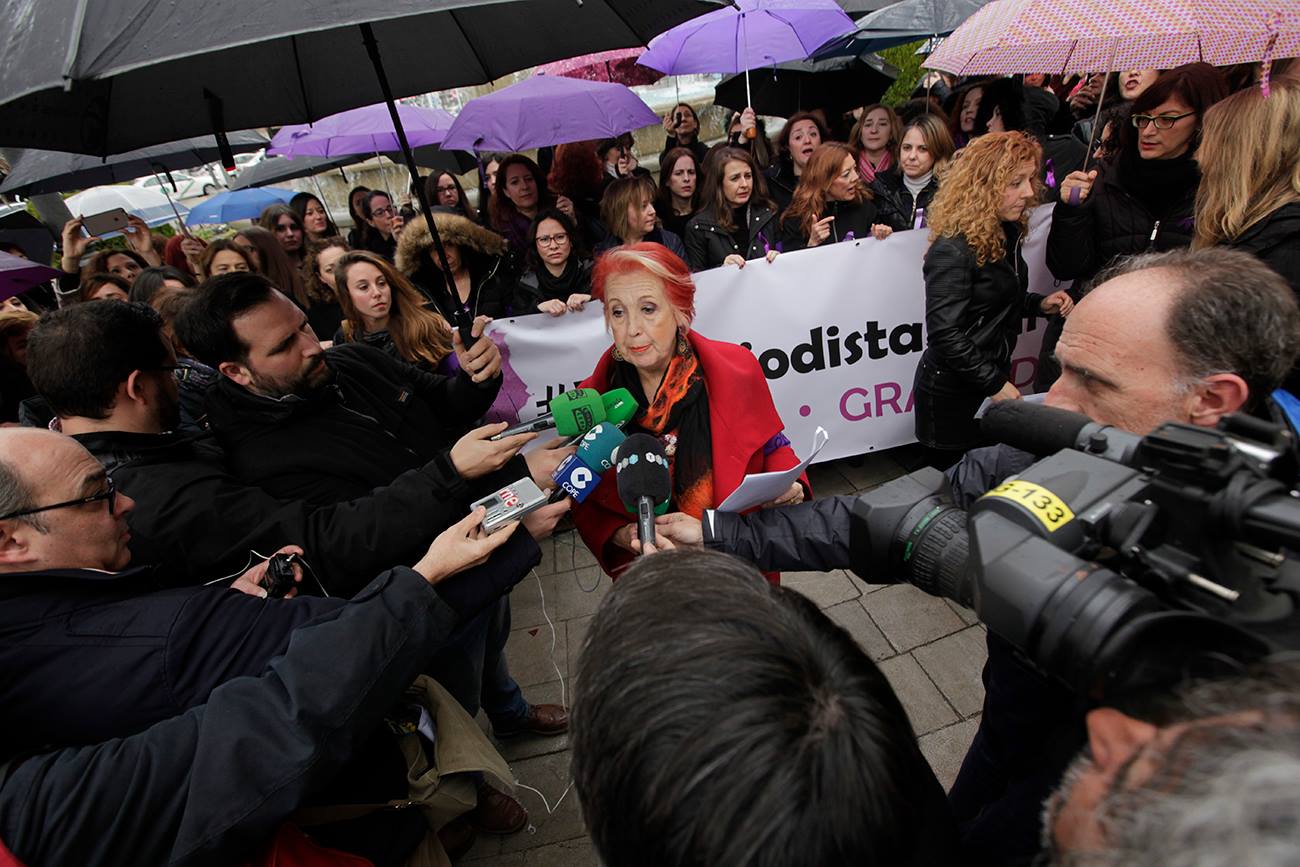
[{"left": 716, "top": 427, "right": 830, "bottom": 513}]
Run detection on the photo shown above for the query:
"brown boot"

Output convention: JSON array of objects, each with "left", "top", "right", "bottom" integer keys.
[
  {"left": 466, "top": 783, "right": 528, "bottom": 835},
  {"left": 491, "top": 703, "right": 570, "bottom": 739}
]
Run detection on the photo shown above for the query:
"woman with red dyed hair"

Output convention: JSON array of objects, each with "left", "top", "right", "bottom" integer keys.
[{"left": 571, "top": 242, "right": 810, "bottom": 579}]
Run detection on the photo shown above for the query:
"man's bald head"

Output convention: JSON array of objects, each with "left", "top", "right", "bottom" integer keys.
[
  {"left": 1046, "top": 248, "right": 1300, "bottom": 435},
  {"left": 0, "top": 428, "right": 134, "bottom": 572}
]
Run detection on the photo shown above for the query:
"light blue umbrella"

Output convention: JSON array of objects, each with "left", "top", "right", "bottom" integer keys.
[{"left": 185, "top": 187, "right": 296, "bottom": 226}]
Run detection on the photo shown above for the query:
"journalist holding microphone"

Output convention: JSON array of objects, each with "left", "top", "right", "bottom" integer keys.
[{"left": 570, "top": 242, "right": 810, "bottom": 577}]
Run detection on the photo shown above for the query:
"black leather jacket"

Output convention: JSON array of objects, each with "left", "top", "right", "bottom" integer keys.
[
  {"left": 920, "top": 226, "right": 1042, "bottom": 396},
  {"left": 871, "top": 169, "right": 940, "bottom": 232},
  {"left": 683, "top": 204, "right": 780, "bottom": 271}
]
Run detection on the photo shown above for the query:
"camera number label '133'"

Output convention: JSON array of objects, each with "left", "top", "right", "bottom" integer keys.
[{"left": 982, "top": 479, "right": 1075, "bottom": 532}]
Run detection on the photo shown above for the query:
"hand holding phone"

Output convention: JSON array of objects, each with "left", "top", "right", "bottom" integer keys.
[{"left": 80, "top": 208, "right": 129, "bottom": 238}]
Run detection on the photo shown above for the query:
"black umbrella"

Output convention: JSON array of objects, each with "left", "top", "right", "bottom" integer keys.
[
  {"left": 0, "top": 0, "right": 713, "bottom": 157},
  {"left": 0, "top": 205, "right": 58, "bottom": 265},
  {"left": 0, "top": 131, "right": 269, "bottom": 197},
  {"left": 383, "top": 144, "right": 478, "bottom": 177},
  {"left": 0, "top": 0, "right": 712, "bottom": 336},
  {"left": 227, "top": 154, "right": 361, "bottom": 191},
  {"left": 815, "top": 0, "right": 994, "bottom": 60},
  {"left": 715, "top": 54, "right": 899, "bottom": 118}
]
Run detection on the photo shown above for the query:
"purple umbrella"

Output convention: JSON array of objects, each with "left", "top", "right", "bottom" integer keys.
[
  {"left": 638, "top": 0, "right": 855, "bottom": 106},
  {"left": 0, "top": 251, "right": 60, "bottom": 302},
  {"left": 267, "top": 102, "right": 455, "bottom": 158},
  {"left": 440, "top": 74, "right": 661, "bottom": 154}
]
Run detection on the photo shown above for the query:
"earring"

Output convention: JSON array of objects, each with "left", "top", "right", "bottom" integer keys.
[
  {"left": 612, "top": 344, "right": 624, "bottom": 362},
  {"left": 677, "top": 330, "right": 690, "bottom": 356}
]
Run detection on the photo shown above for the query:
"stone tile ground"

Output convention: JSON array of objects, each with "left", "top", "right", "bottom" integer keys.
[{"left": 463, "top": 451, "right": 985, "bottom": 864}]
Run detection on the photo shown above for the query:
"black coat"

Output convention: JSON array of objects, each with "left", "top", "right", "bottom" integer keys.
[
  {"left": 764, "top": 161, "right": 798, "bottom": 215},
  {"left": 870, "top": 170, "right": 939, "bottom": 233},
  {"left": 779, "top": 198, "right": 881, "bottom": 252},
  {"left": 73, "top": 429, "right": 474, "bottom": 594},
  {"left": 204, "top": 342, "right": 517, "bottom": 507},
  {"left": 514, "top": 257, "right": 593, "bottom": 313},
  {"left": 0, "top": 568, "right": 459, "bottom": 867},
  {"left": 1045, "top": 160, "right": 1197, "bottom": 292},
  {"left": 594, "top": 226, "right": 687, "bottom": 260},
  {"left": 1227, "top": 201, "right": 1300, "bottom": 298},
  {"left": 683, "top": 204, "right": 780, "bottom": 272},
  {"left": 920, "top": 227, "right": 1041, "bottom": 398},
  {"left": 0, "top": 566, "right": 339, "bottom": 759}
]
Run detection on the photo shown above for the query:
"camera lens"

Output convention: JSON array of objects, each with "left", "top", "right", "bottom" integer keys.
[{"left": 893, "top": 498, "right": 972, "bottom": 606}]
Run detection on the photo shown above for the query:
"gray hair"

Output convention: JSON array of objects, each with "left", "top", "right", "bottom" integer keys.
[
  {"left": 1054, "top": 661, "right": 1300, "bottom": 867},
  {"left": 0, "top": 456, "right": 46, "bottom": 532},
  {"left": 1094, "top": 248, "right": 1300, "bottom": 407}
]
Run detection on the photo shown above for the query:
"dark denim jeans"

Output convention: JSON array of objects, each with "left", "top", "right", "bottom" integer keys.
[{"left": 428, "top": 595, "right": 528, "bottom": 728}]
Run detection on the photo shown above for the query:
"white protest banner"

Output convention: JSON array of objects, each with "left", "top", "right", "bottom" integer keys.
[{"left": 484, "top": 205, "right": 1066, "bottom": 463}]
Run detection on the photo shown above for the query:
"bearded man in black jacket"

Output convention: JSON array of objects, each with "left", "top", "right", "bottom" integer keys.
[{"left": 172, "top": 273, "right": 573, "bottom": 746}]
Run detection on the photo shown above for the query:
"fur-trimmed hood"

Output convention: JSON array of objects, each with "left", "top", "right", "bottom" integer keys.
[{"left": 395, "top": 211, "right": 508, "bottom": 276}]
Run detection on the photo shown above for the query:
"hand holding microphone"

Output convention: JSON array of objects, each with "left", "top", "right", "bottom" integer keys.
[
  {"left": 489, "top": 387, "right": 605, "bottom": 441},
  {"left": 451, "top": 422, "right": 537, "bottom": 479},
  {"left": 615, "top": 433, "right": 672, "bottom": 551}
]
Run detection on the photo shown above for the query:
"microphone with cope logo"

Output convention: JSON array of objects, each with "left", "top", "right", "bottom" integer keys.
[
  {"left": 615, "top": 433, "right": 672, "bottom": 548},
  {"left": 549, "top": 423, "right": 627, "bottom": 504}
]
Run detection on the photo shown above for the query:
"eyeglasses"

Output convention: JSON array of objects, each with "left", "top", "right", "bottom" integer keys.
[
  {"left": 1131, "top": 111, "right": 1195, "bottom": 130},
  {"left": 537, "top": 233, "right": 569, "bottom": 247},
  {"left": 436, "top": 185, "right": 457, "bottom": 194},
  {"left": 370, "top": 206, "right": 395, "bottom": 218},
  {"left": 0, "top": 475, "right": 117, "bottom": 522}
]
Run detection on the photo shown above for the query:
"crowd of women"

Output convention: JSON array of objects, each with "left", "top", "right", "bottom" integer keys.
[{"left": 1, "top": 58, "right": 1297, "bottom": 556}]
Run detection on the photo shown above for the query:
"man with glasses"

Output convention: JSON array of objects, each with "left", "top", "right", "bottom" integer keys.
[{"left": 0, "top": 425, "right": 524, "bottom": 865}]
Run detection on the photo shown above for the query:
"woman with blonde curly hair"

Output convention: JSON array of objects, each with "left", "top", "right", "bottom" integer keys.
[
  {"left": 915, "top": 132, "right": 1073, "bottom": 461},
  {"left": 331, "top": 250, "right": 455, "bottom": 372}
]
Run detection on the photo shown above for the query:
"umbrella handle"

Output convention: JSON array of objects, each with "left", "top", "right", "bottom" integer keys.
[
  {"left": 1081, "top": 40, "right": 1119, "bottom": 174},
  {"left": 151, "top": 165, "right": 193, "bottom": 237}
]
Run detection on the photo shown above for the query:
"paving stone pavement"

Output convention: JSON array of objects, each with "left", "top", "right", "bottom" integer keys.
[{"left": 463, "top": 450, "right": 985, "bottom": 864}]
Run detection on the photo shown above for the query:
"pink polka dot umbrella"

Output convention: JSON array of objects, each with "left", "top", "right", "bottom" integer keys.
[{"left": 924, "top": 0, "right": 1300, "bottom": 76}]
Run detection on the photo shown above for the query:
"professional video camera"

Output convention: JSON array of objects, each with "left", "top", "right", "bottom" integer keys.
[{"left": 849, "top": 401, "right": 1300, "bottom": 700}]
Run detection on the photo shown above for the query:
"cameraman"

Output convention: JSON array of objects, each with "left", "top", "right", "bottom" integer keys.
[{"left": 646, "top": 247, "right": 1300, "bottom": 863}]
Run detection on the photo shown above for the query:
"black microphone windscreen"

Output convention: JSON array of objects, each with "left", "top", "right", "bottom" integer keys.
[
  {"left": 615, "top": 433, "right": 671, "bottom": 511},
  {"left": 981, "top": 401, "right": 1092, "bottom": 456}
]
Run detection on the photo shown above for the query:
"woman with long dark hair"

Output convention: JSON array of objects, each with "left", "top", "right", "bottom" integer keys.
[
  {"left": 764, "top": 112, "right": 828, "bottom": 213},
  {"left": 489, "top": 154, "right": 577, "bottom": 255},
  {"left": 659, "top": 103, "right": 708, "bottom": 167},
  {"left": 425, "top": 171, "right": 475, "bottom": 221},
  {"left": 683, "top": 147, "right": 780, "bottom": 272},
  {"left": 513, "top": 209, "right": 593, "bottom": 316},
  {"left": 780, "top": 143, "right": 892, "bottom": 251},
  {"left": 300, "top": 237, "right": 349, "bottom": 339},
  {"left": 258, "top": 204, "right": 307, "bottom": 270},
  {"left": 233, "top": 226, "right": 308, "bottom": 315},
  {"left": 357, "top": 190, "right": 404, "bottom": 261},
  {"left": 290, "top": 192, "right": 339, "bottom": 242},
  {"left": 655, "top": 147, "right": 701, "bottom": 240},
  {"left": 345, "top": 185, "right": 371, "bottom": 248}
]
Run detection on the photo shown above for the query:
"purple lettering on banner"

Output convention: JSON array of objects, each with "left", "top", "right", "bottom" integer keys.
[
  {"left": 1011, "top": 356, "right": 1038, "bottom": 389},
  {"left": 875, "top": 381, "right": 903, "bottom": 416},
  {"left": 840, "top": 387, "right": 872, "bottom": 421}
]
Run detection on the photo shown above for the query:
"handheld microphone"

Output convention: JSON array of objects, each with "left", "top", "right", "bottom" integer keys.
[
  {"left": 615, "top": 433, "right": 671, "bottom": 548},
  {"left": 600, "top": 388, "right": 639, "bottom": 428},
  {"left": 549, "top": 423, "right": 627, "bottom": 503},
  {"left": 981, "top": 401, "right": 1142, "bottom": 465},
  {"left": 490, "top": 388, "right": 604, "bottom": 440}
]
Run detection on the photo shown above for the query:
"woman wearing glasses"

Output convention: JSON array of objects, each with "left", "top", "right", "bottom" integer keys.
[
  {"left": 358, "top": 190, "right": 404, "bottom": 262},
  {"left": 514, "top": 209, "right": 593, "bottom": 317},
  {"left": 1040, "top": 63, "right": 1228, "bottom": 388}
]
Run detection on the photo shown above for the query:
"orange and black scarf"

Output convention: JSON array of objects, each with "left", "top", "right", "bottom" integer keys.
[{"left": 612, "top": 341, "right": 715, "bottom": 518}]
